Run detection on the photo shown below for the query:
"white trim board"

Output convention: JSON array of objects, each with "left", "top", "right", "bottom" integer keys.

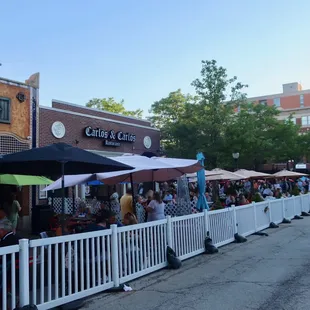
[
  {"left": 52, "top": 99, "right": 150, "bottom": 124},
  {"left": 40, "top": 106, "right": 160, "bottom": 131}
]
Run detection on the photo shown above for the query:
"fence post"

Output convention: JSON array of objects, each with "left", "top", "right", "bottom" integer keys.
[
  {"left": 282, "top": 198, "right": 286, "bottom": 219},
  {"left": 111, "top": 224, "right": 120, "bottom": 287},
  {"left": 268, "top": 201, "right": 272, "bottom": 223},
  {"left": 204, "top": 209, "right": 209, "bottom": 237},
  {"left": 252, "top": 202, "right": 257, "bottom": 232},
  {"left": 19, "top": 239, "right": 30, "bottom": 307},
  {"left": 293, "top": 196, "right": 296, "bottom": 215},
  {"left": 166, "top": 216, "right": 173, "bottom": 248},
  {"left": 232, "top": 205, "right": 238, "bottom": 234}
]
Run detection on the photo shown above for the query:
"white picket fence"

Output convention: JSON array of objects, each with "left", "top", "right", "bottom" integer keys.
[{"left": 1, "top": 194, "right": 310, "bottom": 309}]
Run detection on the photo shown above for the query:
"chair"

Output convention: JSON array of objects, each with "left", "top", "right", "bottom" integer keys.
[{"left": 39, "top": 232, "right": 48, "bottom": 239}]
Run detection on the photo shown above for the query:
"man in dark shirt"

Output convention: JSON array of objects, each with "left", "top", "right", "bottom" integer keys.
[{"left": 0, "top": 218, "right": 19, "bottom": 247}]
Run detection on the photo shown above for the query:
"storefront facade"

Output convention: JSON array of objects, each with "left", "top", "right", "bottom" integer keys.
[
  {"left": 0, "top": 73, "right": 40, "bottom": 228},
  {"left": 39, "top": 100, "right": 160, "bottom": 156},
  {"left": 39, "top": 100, "right": 161, "bottom": 205}
]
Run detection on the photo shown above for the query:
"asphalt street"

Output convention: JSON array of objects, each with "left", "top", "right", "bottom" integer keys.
[{"left": 82, "top": 217, "right": 310, "bottom": 310}]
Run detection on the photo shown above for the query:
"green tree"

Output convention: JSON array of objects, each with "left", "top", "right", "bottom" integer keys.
[
  {"left": 223, "top": 103, "right": 301, "bottom": 169},
  {"left": 149, "top": 59, "right": 303, "bottom": 169},
  {"left": 190, "top": 60, "right": 248, "bottom": 167},
  {"left": 148, "top": 90, "right": 200, "bottom": 158},
  {"left": 86, "top": 98, "right": 143, "bottom": 118}
]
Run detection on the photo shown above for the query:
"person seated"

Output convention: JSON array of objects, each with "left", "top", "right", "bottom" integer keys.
[
  {"left": 205, "top": 192, "right": 212, "bottom": 203},
  {"left": 0, "top": 218, "right": 19, "bottom": 247},
  {"left": 238, "top": 194, "right": 249, "bottom": 206},
  {"left": 274, "top": 188, "right": 282, "bottom": 199},
  {"left": 263, "top": 186, "right": 273, "bottom": 197},
  {"left": 84, "top": 214, "right": 108, "bottom": 232},
  {"left": 163, "top": 191, "right": 173, "bottom": 203},
  {"left": 123, "top": 212, "right": 138, "bottom": 226},
  {"left": 99, "top": 209, "right": 123, "bottom": 228},
  {"left": 225, "top": 194, "right": 235, "bottom": 207},
  {"left": 75, "top": 201, "right": 90, "bottom": 218}
]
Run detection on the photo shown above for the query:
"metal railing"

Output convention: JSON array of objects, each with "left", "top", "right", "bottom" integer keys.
[{"left": 2, "top": 194, "right": 309, "bottom": 309}]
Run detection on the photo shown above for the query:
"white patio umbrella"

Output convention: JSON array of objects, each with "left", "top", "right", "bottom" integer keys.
[
  {"left": 43, "top": 174, "right": 93, "bottom": 191},
  {"left": 206, "top": 168, "right": 244, "bottom": 181},
  {"left": 186, "top": 171, "right": 223, "bottom": 183},
  {"left": 235, "top": 169, "right": 271, "bottom": 179},
  {"left": 97, "top": 156, "right": 203, "bottom": 184},
  {"left": 44, "top": 155, "right": 203, "bottom": 190},
  {"left": 272, "top": 170, "right": 308, "bottom": 178}
]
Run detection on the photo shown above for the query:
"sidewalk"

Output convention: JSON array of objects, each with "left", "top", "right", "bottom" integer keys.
[{"left": 82, "top": 218, "right": 310, "bottom": 310}]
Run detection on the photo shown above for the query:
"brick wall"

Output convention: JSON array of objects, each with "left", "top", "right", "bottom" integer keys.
[
  {"left": 52, "top": 101, "right": 150, "bottom": 127},
  {"left": 39, "top": 107, "right": 160, "bottom": 155}
]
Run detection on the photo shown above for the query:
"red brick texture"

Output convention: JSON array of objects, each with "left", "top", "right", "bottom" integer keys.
[
  {"left": 52, "top": 101, "right": 150, "bottom": 127},
  {"left": 39, "top": 107, "right": 160, "bottom": 155}
]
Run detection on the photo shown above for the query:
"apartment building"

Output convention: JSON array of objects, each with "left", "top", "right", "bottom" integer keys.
[{"left": 248, "top": 82, "right": 310, "bottom": 133}]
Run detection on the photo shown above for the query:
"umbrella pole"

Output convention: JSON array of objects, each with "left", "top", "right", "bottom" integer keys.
[
  {"left": 72, "top": 186, "right": 76, "bottom": 215},
  {"left": 130, "top": 173, "right": 136, "bottom": 216},
  {"left": 61, "top": 162, "right": 65, "bottom": 235}
]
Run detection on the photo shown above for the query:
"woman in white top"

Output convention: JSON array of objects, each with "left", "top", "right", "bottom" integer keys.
[{"left": 145, "top": 192, "right": 165, "bottom": 222}]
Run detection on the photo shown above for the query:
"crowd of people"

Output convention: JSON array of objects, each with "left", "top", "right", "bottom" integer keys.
[{"left": 188, "top": 177, "right": 309, "bottom": 210}]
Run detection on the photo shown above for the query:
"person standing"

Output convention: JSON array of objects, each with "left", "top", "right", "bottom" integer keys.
[
  {"left": 145, "top": 192, "right": 165, "bottom": 222},
  {"left": 120, "top": 188, "right": 133, "bottom": 220},
  {"left": 8, "top": 193, "right": 21, "bottom": 234}
]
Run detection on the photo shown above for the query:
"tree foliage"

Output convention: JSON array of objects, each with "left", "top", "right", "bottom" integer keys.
[
  {"left": 149, "top": 60, "right": 304, "bottom": 169},
  {"left": 86, "top": 98, "right": 143, "bottom": 118}
]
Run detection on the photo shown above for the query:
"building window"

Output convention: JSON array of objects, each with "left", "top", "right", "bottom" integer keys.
[
  {"left": 273, "top": 98, "right": 281, "bottom": 107},
  {"left": 38, "top": 185, "right": 48, "bottom": 199},
  {"left": 300, "top": 95, "right": 304, "bottom": 107},
  {"left": 0, "top": 98, "right": 10, "bottom": 123},
  {"left": 259, "top": 99, "right": 267, "bottom": 106},
  {"left": 301, "top": 116, "right": 310, "bottom": 126}
]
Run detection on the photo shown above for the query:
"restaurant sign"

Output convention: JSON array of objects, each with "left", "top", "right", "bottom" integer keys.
[{"left": 84, "top": 126, "right": 136, "bottom": 147}]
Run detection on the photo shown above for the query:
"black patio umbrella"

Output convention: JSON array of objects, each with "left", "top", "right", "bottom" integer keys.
[{"left": 0, "top": 143, "right": 133, "bottom": 232}]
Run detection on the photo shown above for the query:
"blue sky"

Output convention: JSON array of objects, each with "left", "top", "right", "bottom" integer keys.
[{"left": 1, "top": 0, "right": 310, "bottom": 115}]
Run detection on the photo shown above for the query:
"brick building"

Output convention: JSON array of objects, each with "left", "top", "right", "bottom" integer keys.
[
  {"left": 38, "top": 100, "right": 161, "bottom": 202},
  {"left": 39, "top": 100, "right": 160, "bottom": 156},
  {"left": 248, "top": 82, "right": 310, "bottom": 172},
  {"left": 248, "top": 82, "right": 310, "bottom": 132},
  {"left": 0, "top": 73, "right": 40, "bottom": 227}
]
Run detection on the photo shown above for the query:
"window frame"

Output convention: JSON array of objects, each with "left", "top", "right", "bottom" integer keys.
[
  {"left": 0, "top": 97, "right": 11, "bottom": 124},
  {"left": 300, "top": 94, "right": 304, "bottom": 108},
  {"left": 38, "top": 185, "right": 48, "bottom": 199},
  {"left": 259, "top": 99, "right": 268, "bottom": 106},
  {"left": 273, "top": 97, "right": 281, "bottom": 107},
  {"left": 301, "top": 115, "right": 308, "bottom": 126}
]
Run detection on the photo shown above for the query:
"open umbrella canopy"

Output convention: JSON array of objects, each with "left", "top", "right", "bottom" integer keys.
[
  {"left": 0, "top": 174, "right": 53, "bottom": 186},
  {"left": 186, "top": 171, "right": 223, "bottom": 182},
  {"left": 272, "top": 170, "right": 308, "bottom": 178},
  {"left": 44, "top": 155, "right": 203, "bottom": 190},
  {"left": 235, "top": 169, "right": 271, "bottom": 179},
  {"left": 95, "top": 155, "right": 203, "bottom": 184},
  {"left": 0, "top": 143, "right": 132, "bottom": 176},
  {"left": 207, "top": 168, "right": 244, "bottom": 181}
]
